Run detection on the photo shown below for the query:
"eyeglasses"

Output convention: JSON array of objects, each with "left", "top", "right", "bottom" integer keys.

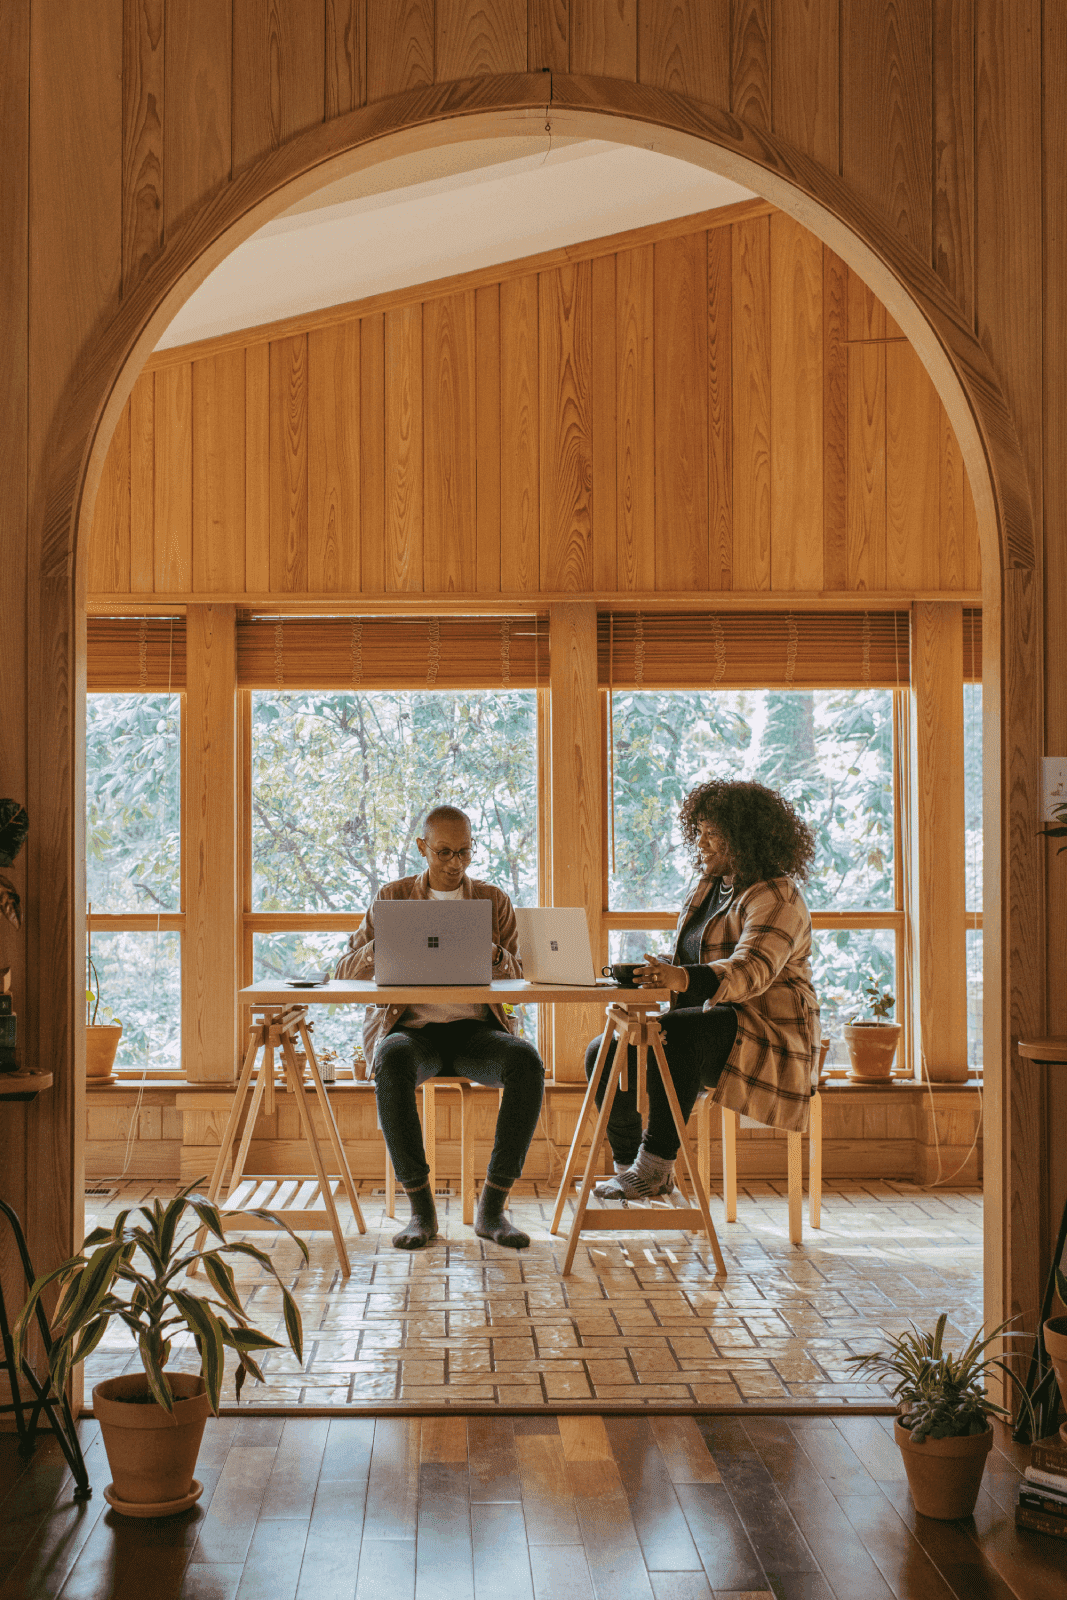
[{"left": 427, "top": 845, "right": 474, "bottom": 863}]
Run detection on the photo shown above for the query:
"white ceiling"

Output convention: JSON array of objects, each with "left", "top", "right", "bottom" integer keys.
[{"left": 157, "top": 140, "right": 755, "bottom": 350}]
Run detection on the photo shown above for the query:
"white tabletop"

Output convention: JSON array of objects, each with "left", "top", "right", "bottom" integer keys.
[{"left": 238, "top": 978, "right": 669, "bottom": 1007}]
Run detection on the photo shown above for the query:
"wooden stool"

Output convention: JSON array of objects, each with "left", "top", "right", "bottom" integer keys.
[
  {"left": 696, "top": 1036, "right": 829, "bottom": 1245},
  {"left": 192, "top": 1004, "right": 365, "bottom": 1277},
  {"left": 549, "top": 1000, "right": 727, "bottom": 1277}
]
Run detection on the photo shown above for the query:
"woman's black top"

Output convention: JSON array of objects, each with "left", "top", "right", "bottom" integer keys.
[{"left": 676, "top": 877, "right": 734, "bottom": 1006}]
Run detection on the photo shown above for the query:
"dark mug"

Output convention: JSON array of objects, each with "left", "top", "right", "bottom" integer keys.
[{"left": 602, "top": 962, "right": 642, "bottom": 987}]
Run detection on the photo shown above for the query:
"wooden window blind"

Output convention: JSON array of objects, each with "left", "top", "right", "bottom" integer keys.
[
  {"left": 963, "top": 608, "right": 982, "bottom": 682},
  {"left": 87, "top": 618, "right": 187, "bottom": 691},
  {"left": 234, "top": 616, "right": 549, "bottom": 690},
  {"left": 597, "top": 611, "right": 912, "bottom": 689}
]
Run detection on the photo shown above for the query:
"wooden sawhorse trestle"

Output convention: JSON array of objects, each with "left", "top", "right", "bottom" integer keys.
[
  {"left": 549, "top": 1001, "right": 727, "bottom": 1278},
  {"left": 192, "top": 1004, "right": 365, "bottom": 1277}
]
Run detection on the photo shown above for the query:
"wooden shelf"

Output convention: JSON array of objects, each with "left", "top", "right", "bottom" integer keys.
[{"left": 0, "top": 1072, "right": 53, "bottom": 1102}]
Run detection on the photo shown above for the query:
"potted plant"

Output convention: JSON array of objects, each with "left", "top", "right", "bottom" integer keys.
[
  {"left": 847, "top": 1313, "right": 1032, "bottom": 1519},
  {"left": 1043, "top": 1264, "right": 1067, "bottom": 1432},
  {"left": 0, "top": 798, "right": 29, "bottom": 929},
  {"left": 843, "top": 978, "right": 901, "bottom": 1080},
  {"left": 85, "top": 909, "right": 123, "bottom": 1081},
  {"left": 14, "top": 1178, "right": 309, "bottom": 1518}
]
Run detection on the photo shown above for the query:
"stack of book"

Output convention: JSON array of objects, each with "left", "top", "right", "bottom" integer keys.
[{"left": 1016, "top": 1430, "right": 1067, "bottom": 1539}]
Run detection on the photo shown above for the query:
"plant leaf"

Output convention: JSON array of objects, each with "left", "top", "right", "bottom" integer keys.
[
  {"left": 138, "top": 1333, "right": 174, "bottom": 1412},
  {"left": 281, "top": 1288, "right": 304, "bottom": 1364},
  {"left": 171, "top": 1292, "right": 225, "bottom": 1414},
  {"left": 190, "top": 1201, "right": 227, "bottom": 1247},
  {"left": 201, "top": 1253, "right": 245, "bottom": 1321}
]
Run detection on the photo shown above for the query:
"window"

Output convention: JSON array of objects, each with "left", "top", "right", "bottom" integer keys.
[
  {"left": 85, "top": 693, "right": 182, "bottom": 1073},
  {"left": 246, "top": 689, "right": 541, "bottom": 1049},
  {"left": 605, "top": 688, "right": 901, "bottom": 1072}
]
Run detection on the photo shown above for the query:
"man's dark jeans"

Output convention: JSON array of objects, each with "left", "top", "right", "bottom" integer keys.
[
  {"left": 374, "top": 1019, "right": 545, "bottom": 1189},
  {"left": 584, "top": 1004, "right": 739, "bottom": 1163}
]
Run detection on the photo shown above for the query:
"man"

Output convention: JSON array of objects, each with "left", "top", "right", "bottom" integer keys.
[{"left": 336, "top": 804, "right": 544, "bottom": 1251}]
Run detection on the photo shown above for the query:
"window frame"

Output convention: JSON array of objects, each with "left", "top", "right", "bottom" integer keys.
[
  {"left": 86, "top": 688, "right": 187, "bottom": 1081},
  {"left": 599, "top": 684, "right": 911, "bottom": 1079}
]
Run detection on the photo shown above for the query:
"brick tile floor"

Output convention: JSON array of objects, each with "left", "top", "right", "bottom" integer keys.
[{"left": 83, "top": 1177, "right": 982, "bottom": 1409}]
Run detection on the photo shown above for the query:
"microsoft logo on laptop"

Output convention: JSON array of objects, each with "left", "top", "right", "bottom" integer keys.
[
  {"left": 550, "top": 940, "right": 559, "bottom": 951},
  {"left": 427, "top": 936, "right": 439, "bottom": 948}
]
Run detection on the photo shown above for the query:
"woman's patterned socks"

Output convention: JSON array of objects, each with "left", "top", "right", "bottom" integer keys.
[{"left": 594, "top": 1145, "right": 675, "bottom": 1200}]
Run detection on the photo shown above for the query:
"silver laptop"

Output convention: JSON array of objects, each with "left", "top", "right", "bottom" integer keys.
[
  {"left": 514, "top": 907, "right": 597, "bottom": 985},
  {"left": 373, "top": 899, "right": 492, "bottom": 985}
]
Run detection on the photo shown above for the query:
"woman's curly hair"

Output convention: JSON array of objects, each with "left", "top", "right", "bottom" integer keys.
[{"left": 679, "top": 779, "right": 816, "bottom": 888}]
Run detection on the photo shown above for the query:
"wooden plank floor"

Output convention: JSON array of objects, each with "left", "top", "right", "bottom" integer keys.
[{"left": 1, "top": 1415, "right": 1063, "bottom": 1599}]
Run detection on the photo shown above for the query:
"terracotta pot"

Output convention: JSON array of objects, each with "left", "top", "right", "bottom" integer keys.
[
  {"left": 844, "top": 1022, "right": 901, "bottom": 1080},
  {"left": 86, "top": 1023, "right": 122, "bottom": 1081},
  {"left": 1044, "top": 1316, "right": 1067, "bottom": 1416},
  {"left": 894, "top": 1418, "right": 993, "bottom": 1519},
  {"left": 92, "top": 1372, "right": 210, "bottom": 1515}
]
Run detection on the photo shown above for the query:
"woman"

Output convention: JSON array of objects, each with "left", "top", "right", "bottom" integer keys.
[{"left": 586, "top": 778, "right": 820, "bottom": 1200}]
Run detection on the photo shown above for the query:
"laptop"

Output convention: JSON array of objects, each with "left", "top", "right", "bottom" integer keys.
[
  {"left": 373, "top": 899, "right": 492, "bottom": 985},
  {"left": 514, "top": 907, "right": 597, "bottom": 985}
]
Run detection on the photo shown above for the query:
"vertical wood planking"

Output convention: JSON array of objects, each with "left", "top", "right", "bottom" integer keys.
[
  {"left": 822, "top": 247, "right": 849, "bottom": 589},
  {"left": 424, "top": 291, "right": 477, "bottom": 591},
  {"left": 1043, "top": 4, "right": 1067, "bottom": 1247},
  {"left": 570, "top": 0, "right": 637, "bottom": 77},
  {"left": 269, "top": 335, "right": 309, "bottom": 593},
  {"left": 910, "top": 603, "right": 968, "bottom": 1078},
  {"left": 27, "top": 0, "right": 122, "bottom": 1284},
  {"left": 88, "top": 403, "right": 132, "bottom": 594},
  {"left": 122, "top": 0, "right": 164, "bottom": 289},
  {"left": 232, "top": 0, "right": 326, "bottom": 169},
  {"left": 325, "top": 0, "right": 366, "bottom": 115},
  {"left": 845, "top": 273, "right": 886, "bottom": 591},
  {"left": 192, "top": 350, "right": 246, "bottom": 593},
  {"left": 367, "top": 0, "right": 434, "bottom": 98},
  {"left": 933, "top": 0, "right": 974, "bottom": 317},
  {"left": 591, "top": 254, "right": 617, "bottom": 591},
  {"left": 638, "top": 0, "right": 729, "bottom": 106},
  {"left": 475, "top": 284, "right": 501, "bottom": 592},
  {"left": 0, "top": 0, "right": 29, "bottom": 1290},
  {"left": 886, "top": 341, "right": 939, "bottom": 589},
  {"left": 528, "top": 0, "right": 568, "bottom": 71},
  {"left": 731, "top": 214, "right": 771, "bottom": 589},
  {"left": 163, "top": 0, "right": 230, "bottom": 237},
  {"left": 360, "top": 313, "right": 386, "bottom": 590},
  {"left": 772, "top": 0, "right": 839, "bottom": 167},
  {"left": 308, "top": 320, "right": 361, "bottom": 594},
  {"left": 731, "top": 0, "right": 771, "bottom": 127},
  {"left": 937, "top": 405, "right": 967, "bottom": 590},
  {"left": 244, "top": 343, "right": 270, "bottom": 591},
  {"left": 654, "top": 231, "right": 708, "bottom": 589},
  {"left": 769, "top": 215, "right": 823, "bottom": 591},
  {"left": 153, "top": 364, "right": 193, "bottom": 591},
  {"left": 549, "top": 604, "right": 602, "bottom": 1078},
  {"left": 500, "top": 275, "right": 539, "bottom": 592},
  {"left": 540, "top": 263, "right": 594, "bottom": 593},
  {"left": 129, "top": 371, "right": 156, "bottom": 591},
  {"left": 384, "top": 304, "right": 424, "bottom": 591},
  {"left": 842, "top": 1, "right": 933, "bottom": 260},
  {"left": 436, "top": 0, "right": 526, "bottom": 78},
  {"left": 707, "top": 225, "right": 733, "bottom": 589},
  {"left": 185, "top": 605, "right": 239, "bottom": 1081},
  {"left": 615, "top": 243, "right": 654, "bottom": 592}
]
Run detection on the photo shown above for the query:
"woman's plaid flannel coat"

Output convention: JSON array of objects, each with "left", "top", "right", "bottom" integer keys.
[{"left": 671, "top": 875, "right": 821, "bottom": 1134}]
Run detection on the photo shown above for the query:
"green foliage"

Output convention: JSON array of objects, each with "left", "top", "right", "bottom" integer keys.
[
  {"left": 846, "top": 1314, "right": 1032, "bottom": 1441},
  {"left": 251, "top": 691, "right": 538, "bottom": 910},
  {"left": 852, "top": 979, "right": 895, "bottom": 1022},
  {"left": 1056, "top": 1266, "right": 1067, "bottom": 1313},
  {"left": 85, "top": 955, "right": 119, "bottom": 1028},
  {"left": 0, "top": 799, "right": 29, "bottom": 867},
  {"left": 13, "top": 1178, "right": 309, "bottom": 1414},
  {"left": 1038, "top": 799, "right": 1067, "bottom": 855},
  {"left": 86, "top": 695, "right": 180, "bottom": 913}
]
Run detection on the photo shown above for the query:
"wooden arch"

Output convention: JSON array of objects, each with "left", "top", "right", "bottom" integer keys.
[{"left": 47, "top": 74, "right": 1035, "bottom": 1337}]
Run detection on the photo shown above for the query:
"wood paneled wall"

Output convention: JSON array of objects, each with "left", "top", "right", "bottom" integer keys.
[
  {"left": 1, "top": 2, "right": 1060, "bottom": 1374},
  {"left": 87, "top": 209, "right": 979, "bottom": 605}
]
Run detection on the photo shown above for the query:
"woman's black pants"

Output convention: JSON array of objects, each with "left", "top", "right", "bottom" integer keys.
[{"left": 583, "top": 1004, "right": 739, "bottom": 1164}]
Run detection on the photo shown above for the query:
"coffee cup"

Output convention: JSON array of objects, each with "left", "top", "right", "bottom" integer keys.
[{"left": 602, "top": 962, "right": 642, "bottom": 987}]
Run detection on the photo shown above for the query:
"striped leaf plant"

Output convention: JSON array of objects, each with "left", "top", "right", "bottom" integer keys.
[{"left": 13, "top": 1177, "right": 309, "bottom": 1415}]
